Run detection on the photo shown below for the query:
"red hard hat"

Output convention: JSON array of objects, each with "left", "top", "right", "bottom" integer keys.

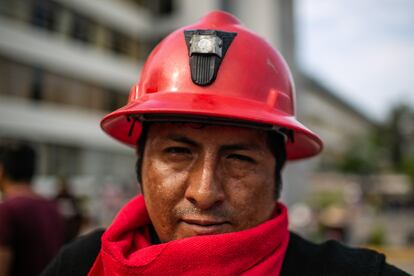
[{"left": 101, "top": 11, "right": 323, "bottom": 160}]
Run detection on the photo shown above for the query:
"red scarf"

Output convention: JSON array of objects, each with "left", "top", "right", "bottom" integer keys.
[{"left": 89, "top": 195, "right": 289, "bottom": 276}]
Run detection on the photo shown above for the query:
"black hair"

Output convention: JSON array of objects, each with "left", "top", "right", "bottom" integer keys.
[
  {"left": 0, "top": 141, "right": 36, "bottom": 183},
  {"left": 135, "top": 123, "right": 149, "bottom": 186},
  {"left": 135, "top": 123, "right": 287, "bottom": 199},
  {"left": 266, "top": 131, "right": 286, "bottom": 199}
]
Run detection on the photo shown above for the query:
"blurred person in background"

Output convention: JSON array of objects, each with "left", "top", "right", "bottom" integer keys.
[
  {"left": 43, "top": 11, "right": 408, "bottom": 275},
  {"left": 54, "top": 177, "right": 84, "bottom": 243},
  {"left": 0, "top": 141, "right": 64, "bottom": 276}
]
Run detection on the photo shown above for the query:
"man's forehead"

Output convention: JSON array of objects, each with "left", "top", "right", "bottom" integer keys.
[
  {"left": 146, "top": 122, "right": 268, "bottom": 146},
  {"left": 148, "top": 122, "right": 265, "bottom": 134}
]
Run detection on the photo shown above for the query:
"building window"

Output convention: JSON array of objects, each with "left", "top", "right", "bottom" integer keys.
[
  {"left": 106, "top": 90, "right": 127, "bottom": 112},
  {"left": 70, "top": 12, "right": 92, "bottom": 43},
  {"left": 110, "top": 31, "right": 130, "bottom": 56},
  {"left": 130, "top": 39, "right": 145, "bottom": 61},
  {"left": 153, "top": 0, "right": 174, "bottom": 16},
  {"left": 131, "top": 0, "right": 174, "bottom": 16},
  {"left": 0, "top": 0, "right": 15, "bottom": 18},
  {"left": 0, "top": 57, "right": 34, "bottom": 99},
  {"left": 30, "top": 68, "right": 44, "bottom": 101},
  {"left": 43, "top": 144, "right": 81, "bottom": 176},
  {"left": 31, "top": 0, "right": 58, "bottom": 31}
]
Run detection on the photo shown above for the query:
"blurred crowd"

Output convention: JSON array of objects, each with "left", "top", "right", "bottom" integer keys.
[{"left": 0, "top": 141, "right": 83, "bottom": 275}]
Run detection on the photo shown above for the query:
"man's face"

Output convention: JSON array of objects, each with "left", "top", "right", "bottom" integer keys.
[{"left": 142, "top": 123, "right": 277, "bottom": 242}]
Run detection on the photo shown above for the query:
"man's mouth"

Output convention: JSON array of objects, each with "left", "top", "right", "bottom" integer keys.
[{"left": 180, "top": 218, "right": 230, "bottom": 235}]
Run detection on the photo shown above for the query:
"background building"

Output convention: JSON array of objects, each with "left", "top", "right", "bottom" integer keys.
[{"left": 0, "top": 0, "right": 395, "bottom": 224}]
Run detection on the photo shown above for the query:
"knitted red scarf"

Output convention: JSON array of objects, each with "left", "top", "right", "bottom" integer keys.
[{"left": 88, "top": 195, "right": 289, "bottom": 276}]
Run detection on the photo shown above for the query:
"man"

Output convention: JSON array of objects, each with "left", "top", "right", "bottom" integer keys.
[
  {"left": 0, "top": 142, "right": 64, "bottom": 276},
  {"left": 43, "top": 11, "right": 408, "bottom": 275},
  {"left": 54, "top": 177, "right": 84, "bottom": 243}
]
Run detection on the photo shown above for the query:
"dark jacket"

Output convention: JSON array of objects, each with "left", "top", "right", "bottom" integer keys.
[{"left": 42, "top": 231, "right": 409, "bottom": 276}]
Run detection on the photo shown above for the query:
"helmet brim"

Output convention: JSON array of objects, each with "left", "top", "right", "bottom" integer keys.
[{"left": 101, "top": 92, "right": 323, "bottom": 160}]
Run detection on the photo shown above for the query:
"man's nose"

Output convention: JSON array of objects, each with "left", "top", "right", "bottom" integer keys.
[{"left": 184, "top": 153, "right": 224, "bottom": 209}]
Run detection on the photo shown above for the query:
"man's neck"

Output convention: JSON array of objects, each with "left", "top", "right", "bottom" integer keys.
[
  {"left": 2, "top": 182, "right": 35, "bottom": 200},
  {"left": 149, "top": 224, "right": 161, "bottom": 245}
]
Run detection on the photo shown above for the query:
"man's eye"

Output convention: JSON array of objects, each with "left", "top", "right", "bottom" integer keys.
[
  {"left": 227, "top": 154, "right": 255, "bottom": 163},
  {"left": 164, "top": 147, "right": 191, "bottom": 154}
]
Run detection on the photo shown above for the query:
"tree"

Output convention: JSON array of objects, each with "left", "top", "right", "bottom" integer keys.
[{"left": 338, "top": 103, "right": 414, "bottom": 185}]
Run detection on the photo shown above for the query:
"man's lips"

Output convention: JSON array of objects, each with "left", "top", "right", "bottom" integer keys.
[
  {"left": 180, "top": 218, "right": 230, "bottom": 235},
  {"left": 182, "top": 218, "right": 228, "bottom": 226}
]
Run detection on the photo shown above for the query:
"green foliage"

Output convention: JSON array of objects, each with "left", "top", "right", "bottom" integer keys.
[
  {"left": 338, "top": 151, "right": 376, "bottom": 174},
  {"left": 337, "top": 131, "right": 386, "bottom": 174},
  {"left": 310, "top": 190, "right": 344, "bottom": 209},
  {"left": 402, "top": 157, "right": 414, "bottom": 187},
  {"left": 367, "top": 224, "right": 387, "bottom": 246},
  {"left": 337, "top": 103, "right": 414, "bottom": 184}
]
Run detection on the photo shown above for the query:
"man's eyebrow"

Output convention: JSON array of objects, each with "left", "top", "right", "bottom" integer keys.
[
  {"left": 164, "top": 135, "right": 198, "bottom": 147},
  {"left": 161, "top": 135, "right": 264, "bottom": 152},
  {"left": 220, "top": 143, "right": 263, "bottom": 152}
]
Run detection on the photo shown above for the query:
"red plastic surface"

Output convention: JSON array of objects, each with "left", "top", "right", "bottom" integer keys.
[{"left": 101, "top": 11, "right": 323, "bottom": 160}]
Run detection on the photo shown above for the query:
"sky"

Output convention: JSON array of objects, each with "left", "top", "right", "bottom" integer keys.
[{"left": 295, "top": 0, "right": 414, "bottom": 122}]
